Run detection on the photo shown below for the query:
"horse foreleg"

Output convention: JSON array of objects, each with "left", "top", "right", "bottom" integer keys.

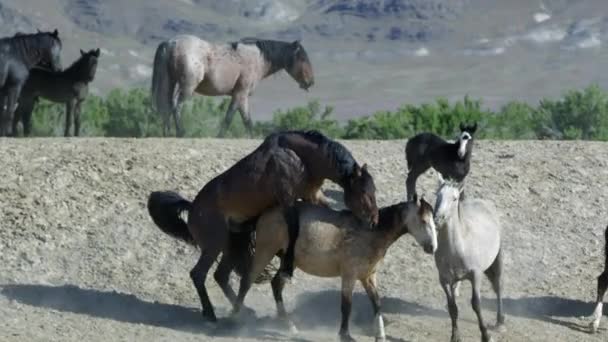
[
  {"left": 405, "top": 166, "right": 428, "bottom": 202},
  {"left": 22, "top": 97, "right": 36, "bottom": 137},
  {"left": 470, "top": 273, "right": 492, "bottom": 342},
  {"left": 74, "top": 101, "right": 82, "bottom": 137},
  {"left": 237, "top": 95, "right": 253, "bottom": 138},
  {"left": 64, "top": 101, "right": 74, "bottom": 137},
  {"left": 362, "top": 273, "right": 386, "bottom": 342},
  {"left": 441, "top": 280, "right": 461, "bottom": 342},
  {"left": 6, "top": 84, "right": 22, "bottom": 137},
  {"left": 217, "top": 97, "right": 239, "bottom": 138},
  {"left": 590, "top": 270, "right": 608, "bottom": 333},
  {"left": 339, "top": 276, "right": 356, "bottom": 342}
]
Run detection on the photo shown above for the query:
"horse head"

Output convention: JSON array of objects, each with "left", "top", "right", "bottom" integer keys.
[
  {"left": 79, "top": 48, "right": 101, "bottom": 81},
  {"left": 37, "top": 29, "right": 63, "bottom": 72},
  {"left": 434, "top": 177, "right": 464, "bottom": 226},
  {"left": 402, "top": 197, "right": 437, "bottom": 254},
  {"left": 285, "top": 40, "right": 314, "bottom": 91},
  {"left": 343, "top": 163, "right": 379, "bottom": 228},
  {"left": 457, "top": 122, "right": 477, "bottom": 159}
]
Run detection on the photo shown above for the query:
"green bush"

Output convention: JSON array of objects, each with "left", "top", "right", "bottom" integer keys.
[{"left": 23, "top": 84, "right": 608, "bottom": 141}]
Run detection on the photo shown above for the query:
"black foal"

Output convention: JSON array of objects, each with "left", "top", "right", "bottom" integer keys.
[{"left": 405, "top": 122, "right": 477, "bottom": 201}]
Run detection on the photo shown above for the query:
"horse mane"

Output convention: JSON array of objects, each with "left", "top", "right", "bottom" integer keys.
[
  {"left": 376, "top": 202, "right": 406, "bottom": 231},
  {"left": 298, "top": 130, "right": 357, "bottom": 181},
  {"left": 0, "top": 32, "right": 61, "bottom": 62},
  {"left": 235, "top": 37, "right": 296, "bottom": 71}
]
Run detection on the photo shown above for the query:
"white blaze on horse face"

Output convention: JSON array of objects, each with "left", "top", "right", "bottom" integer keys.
[
  {"left": 457, "top": 132, "right": 471, "bottom": 158},
  {"left": 434, "top": 184, "right": 460, "bottom": 225},
  {"left": 407, "top": 205, "right": 437, "bottom": 253}
]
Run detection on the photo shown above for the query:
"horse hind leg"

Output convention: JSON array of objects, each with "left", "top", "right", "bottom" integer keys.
[
  {"left": 590, "top": 270, "right": 608, "bottom": 333},
  {"left": 484, "top": 249, "right": 506, "bottom": 331}
]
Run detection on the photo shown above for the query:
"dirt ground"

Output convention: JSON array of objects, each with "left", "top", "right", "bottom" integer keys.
[{"left": 0, "top": 138, "right": 607, "bottom": 342}]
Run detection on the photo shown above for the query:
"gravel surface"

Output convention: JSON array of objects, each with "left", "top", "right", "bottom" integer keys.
[{"left": 0, "top": 138, "right": 607, "bottom": 342}]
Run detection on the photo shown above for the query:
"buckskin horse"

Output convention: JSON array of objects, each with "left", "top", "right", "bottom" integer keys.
[
  {"left": 147, "top": 130, "right": 378, "bottom": 322},
  {"left": 151, "top": 35, "right": 314, "bottom": 137},
  {"left": 13, "top": 48, "right": 100, "bottom": 137},
  {"left": 0, "top": 30, "right": 63, "bottom": 136}
]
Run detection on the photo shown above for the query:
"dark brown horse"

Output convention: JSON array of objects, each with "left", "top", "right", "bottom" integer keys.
[{"left": 147, "top": 130, "right": 379, "bottom": 322}]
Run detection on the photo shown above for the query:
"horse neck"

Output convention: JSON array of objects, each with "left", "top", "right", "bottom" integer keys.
[
  {"left": 281, "top": 134, "right": 344, "bottom": 184},
  {"left": 63, "top": 58, "right": 90, "bottom": 81},
  {"left": 12, "top": 36, "right": 45, "bottom": 68},
  {"left": 372, "top": 204, "right": 407, "bottom": 249},
  {"left": 256, "top": 41, "right": 291, "bottom": 78},
  {"left": 438, "top": 202, "right": 466, "bottom": 244}
]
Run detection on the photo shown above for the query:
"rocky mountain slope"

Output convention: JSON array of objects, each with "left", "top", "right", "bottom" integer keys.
[{"left": 1, "top": 1, "right": 608, "bottom": 119}]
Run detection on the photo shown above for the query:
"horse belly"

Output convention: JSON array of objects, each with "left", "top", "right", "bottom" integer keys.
[
  {"left": 294, "top": 223, "right": 344, "bottom": 278},
  {"left": 196, "top": 63, "right": 240, "bottom": 96}
]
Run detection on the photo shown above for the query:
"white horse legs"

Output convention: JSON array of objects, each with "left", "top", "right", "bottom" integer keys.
[
  {"left": 470, "top": 273, "right": 493, "bottom": 342},
  {"left": 441, "top": 280, "right": 461, "bottom": 342},
  {"left": 590, "top": 271, "right": 608, "bottom": 333}
]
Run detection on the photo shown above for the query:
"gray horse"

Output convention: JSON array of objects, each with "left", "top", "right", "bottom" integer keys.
[
  {"left": 150, "top": 35, "right": 314, "bottom": 137},
  {"left": 433, "top": 178, "right": 505, "bottom": 342}
]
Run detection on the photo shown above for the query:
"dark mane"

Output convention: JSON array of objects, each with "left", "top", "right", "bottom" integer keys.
[
  {"left": 298, "top": 130, "right": 357, "bottom": 181},
  {"left": 376, "top": 202, "right": 406, "bottom": 231},
  {"left": 0, "top": 31, "right": 61, "bottom": 66},
  {"left": 233, "top": 37, "right": 295, "bottom": 71}
]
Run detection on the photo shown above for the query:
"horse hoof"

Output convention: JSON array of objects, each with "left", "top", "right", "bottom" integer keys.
[
  {"left": 202, "top": 310, "right": 217, "bottom": 323},
  {"left": 589, "top": 321, "right": 600, "bottom": 334},
  {"left": 493, "top": 323, "right": 507, "bottom": 333},
  {"left": 339, "top": 334, "right": 356, "bottom": 342},
  {"left": 285, "top": 320, "right": 299, "bottom": 335}
]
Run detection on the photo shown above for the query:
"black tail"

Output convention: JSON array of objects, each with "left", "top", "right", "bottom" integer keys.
[{"left": 147, "top": 191, "right": 196, "bottom": 245}]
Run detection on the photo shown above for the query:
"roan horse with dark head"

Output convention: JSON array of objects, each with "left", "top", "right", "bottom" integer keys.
[
  {"left": 0, "top": 29, "right": 63, "bottom": 136},
  {"left": 147, "top": 130, "right": 378, "bottom": 322},
  {"left": 405, "top": 122, "right": 477, "bottom": 201},
  {"left": 13, "top": 48, "right": 100, "bottom": 137},
  {"left": 151, "top": 35, "right": 314, "bottom": 137}
]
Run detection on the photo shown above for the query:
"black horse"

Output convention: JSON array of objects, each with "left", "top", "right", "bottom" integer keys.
[
  {"left": 13, "top": 48, "right": 100, "bottom": 137},
  {"left": 404, "top": 122, "right": 477, "bottom": 201},
  {"left": 590, "top": 225, "right": 608, "bottom": 333},
  {"left": 0, "top": 30, "right": 63, "bottom": 136}
]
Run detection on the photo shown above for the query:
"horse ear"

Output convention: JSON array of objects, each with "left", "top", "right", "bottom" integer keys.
[
  {"left": 361, "top": 163, "right": 368, "bottom": 172},
  {"left": 80, "top": 49, "right": 85, "bottom": 56},
  {"left": 353, "top": 164, "right": 362, "bottom": 178},
  {"left": 95, "top": 48, "right": 101, "bottom": 56},
  {"left": 470, "top": 122, "right": 478, "bottom": 134},
  {"left": 52, "top": 29, "right": 58, "bottom": 37},
  {"left": 460, "top": 122, "right": 466, "bottom": 132}
]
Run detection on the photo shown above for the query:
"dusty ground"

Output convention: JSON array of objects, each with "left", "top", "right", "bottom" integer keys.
[{"left": 0, "top": 138, "right": 607, "bottom": 342}]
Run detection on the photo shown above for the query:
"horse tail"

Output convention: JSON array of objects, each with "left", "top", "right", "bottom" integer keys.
[
  {"left": 147, "top": 191, "right": 196, "bottom": 246},
  {"left": 151, "top": 41, "right": 174, "bottom": 116}
]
